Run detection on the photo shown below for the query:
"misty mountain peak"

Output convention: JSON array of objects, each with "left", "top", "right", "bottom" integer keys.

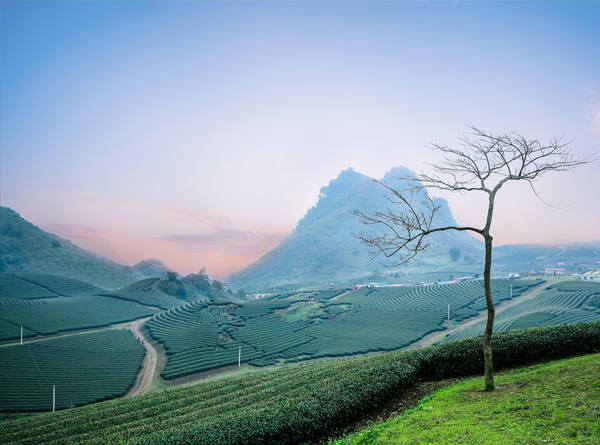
[
  {"left": 228, "top": 167, "right": 483, "bottom": 289},
  {"left": 132, "top": 259, "right": 173, "bottom": 278},
  {"left": 380, "top": 166, "right": 415, "bottom": 183}
]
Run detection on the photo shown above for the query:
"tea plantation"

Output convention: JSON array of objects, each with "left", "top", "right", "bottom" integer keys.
[
  {"left": 9, "top": 273, "right": 106, "bottom": 296},
  {"left": 0, "top": 273, "right": 59, "bottom": 300},
  {"left": 101, "top": 278, "right": 186, "bottom": 310},
  {"left": 0, "top": 274, "right": 162, "bottom": 341},
  {"left": 0, "top": 329, "right": 145, "bottom": 412},
  {"left": 147, "top": 280, "right": 542, "bottom": 379},
  {"left": 0, "top": 296, "right": 158, "bottom": 340},
  {"left": 1, "top": 322, "right": 598, "bottom": 445},
  {"left": 441, "top": 281, "right": 600, "bottom": 343}
]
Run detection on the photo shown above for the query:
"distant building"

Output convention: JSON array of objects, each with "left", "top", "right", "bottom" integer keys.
[
  {"left": 581, "top": 271, "right": 600, "bottom": 283},
  {"left": 545, "top": 268, "right": 565, "bottom": 276}
]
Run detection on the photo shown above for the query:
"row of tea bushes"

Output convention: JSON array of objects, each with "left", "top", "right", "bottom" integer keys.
[{"left": 2, "top": 322, "right": 597, "bottom": 444}]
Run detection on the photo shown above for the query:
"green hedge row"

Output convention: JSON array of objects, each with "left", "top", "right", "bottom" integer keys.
[{"left": 410, "top": 321, "right": 600, "bottom": 380}]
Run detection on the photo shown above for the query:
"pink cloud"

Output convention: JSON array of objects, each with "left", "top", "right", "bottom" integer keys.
[
  {"left": 159, "top": 229, "right": 286, "bottom": 256},
  {"left": 39, "top": 222, "right": 128, "bottom": 264},
  {"left": 36, "top": 196, "right": 291, "bottom": 278}
]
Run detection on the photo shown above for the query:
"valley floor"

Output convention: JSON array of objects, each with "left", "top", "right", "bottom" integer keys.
[{"left": 329, "top": 353, "right": 600, "bottom": 445}]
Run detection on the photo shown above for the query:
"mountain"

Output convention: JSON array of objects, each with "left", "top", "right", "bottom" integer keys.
[
  {"left": 131, "top": 259, "right": 173, "bottom": 278},
  {"left": 492, "top": 241, "right": 600, "bottom": 273},
  {"left": 227, "top": 167, "right": 485, "bottom": 290},
  {"left": 0, "top": 206, "right": 167, "bottom": 290}
]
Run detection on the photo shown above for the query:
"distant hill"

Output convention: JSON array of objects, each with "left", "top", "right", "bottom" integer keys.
[
  {"left": 0, "top": 206, "right": 169, "bottom": 289},
  {"left": 493, "top": 242, "right": 600, "bottom": 265},
  {"left": 491, "top": 241, "right": 600, "bottom": 275},
  {"left": 131, "top": 259, "right": 173, "bottom": 278},
  {"left": 227, "top": 167, "right": 485, "bottom": 290}
]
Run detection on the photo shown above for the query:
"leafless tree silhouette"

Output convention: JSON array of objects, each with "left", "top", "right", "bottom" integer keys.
[{"left": 351, "top": 125, "right": 594, "bottom": 390}]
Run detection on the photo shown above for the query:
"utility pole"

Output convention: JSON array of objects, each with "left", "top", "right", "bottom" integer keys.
[
  {"left": 238, "top": 346, "right": 241, "bottom": 367},
  {"left": 20, "top": 326, "right": 23, "bottom": 345},
  {"left": 510, "top": 284, "right": 513, "bottom": 300},
  {"left": 53, "top": 386, "right": 56, "bottom": 413},
  {"left": 448, "top": 304, "right": 450, "bottom": 322}
]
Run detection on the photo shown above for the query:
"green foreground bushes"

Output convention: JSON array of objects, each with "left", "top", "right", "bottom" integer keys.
[
  {"left": 1, "top": 322, "right": 598, "bottom": 445},
  {"left": 414, "top": 321, "right": 600, "bottom": 380}
]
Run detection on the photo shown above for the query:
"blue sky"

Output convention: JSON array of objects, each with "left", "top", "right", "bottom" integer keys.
[{"left": 1, "top": 1, "right": 599, "bottom": 276}]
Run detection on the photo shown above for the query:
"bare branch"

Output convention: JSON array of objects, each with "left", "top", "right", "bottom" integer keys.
[{"left": 351, "top": 125, "right": 595, "bottom": 266}]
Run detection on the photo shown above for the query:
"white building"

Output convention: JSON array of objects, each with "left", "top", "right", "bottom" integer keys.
[
  {"left": 581, "top": 271, "right": 600, "bottom": 283},
  {"left": 545, "top": 268, "right": 565, "bottom": 276}
]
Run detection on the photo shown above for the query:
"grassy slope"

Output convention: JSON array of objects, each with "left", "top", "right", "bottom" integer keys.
[{"left": 332, "top": 353, "right": 600, "bottom": 445}]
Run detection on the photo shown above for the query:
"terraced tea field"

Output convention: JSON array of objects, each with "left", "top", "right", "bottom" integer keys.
[
  {"left": 0, "top": 273, "right": 59, "bottom": 300},
  {"left": 9, "top": 273, "right": 106, "bottom": 296},
  {"left": 0, "top": 329, "right": 145, "bottom": 412},
  {"left": 1, "top": 322, "right": 598, "bottom": 445},
  {"left": 0, "top": 296, "right": 158, "bottom": 340},
  {"left": 441, "top": 281, "right": 600, "bottom": 343},
  {"left": 0, "top": 274, "right": 166, "bottom": 341},
  {"left": 3, "top": 273, "right": 595, "bottom": 415},
  {"left": 101, "top": 278, "right": 186, "bottom": 310},
  {"left": 147, "top": 279, "right": 543, "bottom": 379},
  {"left": 0, "top": 274, "right": 163, "bottom": 412}
]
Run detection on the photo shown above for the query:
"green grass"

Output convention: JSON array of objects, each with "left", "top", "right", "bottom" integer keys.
[
  {"left": 280, "top": 301, "right": 326, "bottom": 321},
  {"left": 331, "top": 353, "right": 600, "bottom": 445}
]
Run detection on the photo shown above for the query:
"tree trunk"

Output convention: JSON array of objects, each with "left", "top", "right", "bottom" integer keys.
[{"left": 482, "top": 233, "right": 495, "bottom": 391}]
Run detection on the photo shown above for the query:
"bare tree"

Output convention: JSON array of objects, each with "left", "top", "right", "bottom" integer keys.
[{"left": 351, "top": 125, "right": 593, "bottom": 391}]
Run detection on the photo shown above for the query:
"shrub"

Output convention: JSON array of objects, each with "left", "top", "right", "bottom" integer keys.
[{"left": 409, "top": 322, "right": 600, "bottom": 380}]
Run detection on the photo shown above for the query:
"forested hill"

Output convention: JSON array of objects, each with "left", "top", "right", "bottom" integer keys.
[
  {"left": 0, "top": 206, "right": 169, "bottom": 289},
  {"left": 227, "top": 167, "right": 484, "bottom": 290}
]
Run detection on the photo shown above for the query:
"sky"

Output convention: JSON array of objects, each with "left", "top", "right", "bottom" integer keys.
[{"left": 1, "top": 1, "right": 599, "bottom": 278}]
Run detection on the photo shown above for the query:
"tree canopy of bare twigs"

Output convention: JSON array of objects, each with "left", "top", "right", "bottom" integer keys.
[{"left": 351, "top": 125, "right": 594, "bottom": 391}]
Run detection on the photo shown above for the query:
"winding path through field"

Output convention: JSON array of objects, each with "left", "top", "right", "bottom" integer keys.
[{"left": 128, "top": 317, "right": 157, "bottom": 397}]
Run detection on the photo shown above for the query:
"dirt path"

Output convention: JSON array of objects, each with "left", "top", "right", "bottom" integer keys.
[
  {"left": 330, "top": 290, "right": 353, "bottom": 300},
  {"left": 0, "top": 319, "right": 141, "bottom": 348},
  {"left": 128, "top": 317, "right": 157, "bottom": 397},
  {"left": 404, "top": 281, "right": 552, "bottom": 350}
]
